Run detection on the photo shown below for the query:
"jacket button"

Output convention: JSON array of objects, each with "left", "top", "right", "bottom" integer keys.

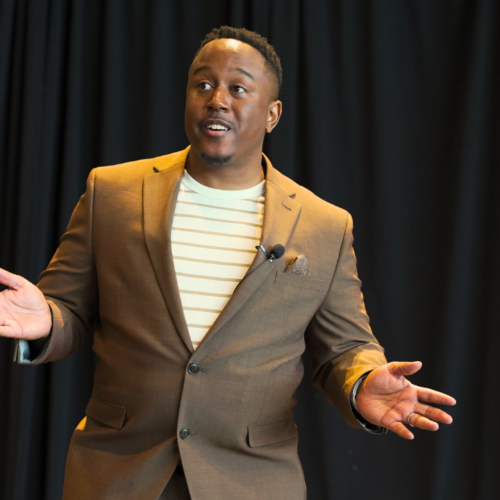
[
  {"left": 187, "top": 363, "right": 200, "bottom": 374},
  {"left": 179, "top": 428, "right": 190, "bottom": 440}
]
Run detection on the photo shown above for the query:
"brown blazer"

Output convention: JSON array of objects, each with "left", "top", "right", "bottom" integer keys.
[{"left": 21, "top": 146, "right": 387, "bottom": 499}]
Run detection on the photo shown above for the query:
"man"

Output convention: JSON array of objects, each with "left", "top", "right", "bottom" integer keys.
[{"left": 0, "top": 27, "right": 455, "bottom": 500}]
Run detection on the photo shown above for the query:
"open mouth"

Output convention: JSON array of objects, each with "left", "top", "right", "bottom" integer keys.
[
  {"left": 202, "top": 119, "right": 232, "bottom": 137},
  {"left": 206, "top": 124, "right": 229, "bottom": 131}
]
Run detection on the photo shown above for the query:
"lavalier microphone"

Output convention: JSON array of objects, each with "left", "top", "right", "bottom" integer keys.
[
  {"left": 234, "top": 244, "right": 285, "bottom": 291},
  {"left": 257, "top": 243, "right": 285, "bottom": 262}
]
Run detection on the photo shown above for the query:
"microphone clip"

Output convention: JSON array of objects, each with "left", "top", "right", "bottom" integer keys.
[{"left": 256, "top": 244, "right": 270, "bottom": 258}]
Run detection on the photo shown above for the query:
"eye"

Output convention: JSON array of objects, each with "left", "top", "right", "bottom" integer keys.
[
  {"left": 233, "top": 85, "right": 246, "bottom": 93},
  {"left": 198, "top": 82, "right": 212, "bottom": 90}
]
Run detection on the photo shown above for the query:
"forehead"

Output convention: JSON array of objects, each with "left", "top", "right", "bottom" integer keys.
[{"left": 190, "top": 39, "right": 268, "bottom": 78}]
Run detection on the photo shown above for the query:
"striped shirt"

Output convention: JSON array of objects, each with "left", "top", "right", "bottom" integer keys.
[{"left": 171, "top": 170, "right": 265, "bottom": 350}]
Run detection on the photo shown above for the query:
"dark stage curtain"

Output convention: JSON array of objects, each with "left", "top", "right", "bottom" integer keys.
[{"left": 0, "top": 1, "right": 498, "bottom": 499}]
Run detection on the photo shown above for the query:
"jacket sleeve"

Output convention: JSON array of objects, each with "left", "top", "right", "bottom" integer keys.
[
  {"left": 14, "top": 169, "right": 99, "bottom": 365},
  {"left": 304, "top": 212, "right": 388, "bottom": 428}
]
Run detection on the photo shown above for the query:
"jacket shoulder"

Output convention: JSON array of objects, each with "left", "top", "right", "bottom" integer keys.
[
  {"left": 271, "top": 168, "right": 350, "bottom": 228},
  {"left": 92, "top": 149, "right": 187, "bottom": 185},
  {"left": 88, "top": 151, "right": 187, "bottom": 196},
  {"left": 298, "top": 184, "right": 349, "bottom": 223}
]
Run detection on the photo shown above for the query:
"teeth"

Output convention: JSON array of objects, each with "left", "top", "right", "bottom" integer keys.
[{"left": 207, "top": 124, "right": 228, "bottom": 131}]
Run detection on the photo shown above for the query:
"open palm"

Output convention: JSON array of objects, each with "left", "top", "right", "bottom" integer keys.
[
  {"left": 0, "top": 268, "right": 51, "bottom": 340},
  {"left": 356, "top": 361, "right": 456, "bottom": 440}
]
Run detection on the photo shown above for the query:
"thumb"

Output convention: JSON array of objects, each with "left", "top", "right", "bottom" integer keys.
[
  {"left": 388, "top": 361, "right": 422, "bottom": 377},
  {"left": 0, "top": 268, "right": 24, "bottom": 290}
]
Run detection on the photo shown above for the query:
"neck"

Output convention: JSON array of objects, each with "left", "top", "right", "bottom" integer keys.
[{"left": 185, "top": 149, "right": 265, "bottom": 190}]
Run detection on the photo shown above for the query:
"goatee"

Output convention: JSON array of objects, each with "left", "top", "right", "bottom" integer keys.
[{"left": 201, "top": 152, "right": 233, "bottom": 166}]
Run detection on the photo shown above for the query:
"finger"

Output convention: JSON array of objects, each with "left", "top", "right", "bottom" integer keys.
[
  {"left": 408, "top": 413, "right": 439, "bottom": 431},
  {"left": 0, "top": 317, "right": 21, "bottom": 338},
  {"left": 388, "top": 421, "right": 414, "bottom": 440},
  {"left": 414, "top": 403, "right": 453, "bottom": 424},
  {"left": 388, "top": 361, "right": 422, "bottom": 377},
  {"left": 0, "top": 268, "right": 24, "bottom": 290},
  {"left": 416, "top": 387, "right": 457, "bottom": 406},
  {"left": 0, "top": 325, "right": 19, "bottom": 338}
]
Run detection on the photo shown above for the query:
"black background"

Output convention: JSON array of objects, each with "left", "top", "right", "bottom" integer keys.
[{"left": 0, "top": 1, "right": 498, "bottom": 499}]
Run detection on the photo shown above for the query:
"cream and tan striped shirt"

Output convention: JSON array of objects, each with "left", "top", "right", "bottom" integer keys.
[{"left": 171, "top": 170, "right": 265, "bottom": 350}]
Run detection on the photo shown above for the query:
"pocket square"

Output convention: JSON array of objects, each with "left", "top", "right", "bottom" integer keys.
[{"left": 285, "top": 254, "right": 311, "bottom": 278}]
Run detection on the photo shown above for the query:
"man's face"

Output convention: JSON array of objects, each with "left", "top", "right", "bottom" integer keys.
[{"left": 185, "top": 39, "right": 280, "bottom": 166}]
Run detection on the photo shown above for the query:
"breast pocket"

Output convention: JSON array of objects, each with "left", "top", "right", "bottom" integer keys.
[
  {"left": 274, "top": 271, "right": 324, "bottom": 291},
  {"left": 273, "top": 271, "right": 326, "bottom": 338}
]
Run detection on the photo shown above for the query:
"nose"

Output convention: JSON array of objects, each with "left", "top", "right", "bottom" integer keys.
[{"left": 207, "top": 86, "right": 229, "bottom": 112}]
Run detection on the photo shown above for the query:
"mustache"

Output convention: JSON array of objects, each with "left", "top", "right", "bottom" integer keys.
[{"left": 202, "top": 115, "right": 234, "bottom": 127}]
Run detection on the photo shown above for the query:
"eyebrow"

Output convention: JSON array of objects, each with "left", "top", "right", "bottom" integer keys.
[{"left": 192, "top": 65, "right": 255, "bottom": 81}]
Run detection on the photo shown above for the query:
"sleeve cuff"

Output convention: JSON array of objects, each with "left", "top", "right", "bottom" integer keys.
[
  {"left": 13, "top": 306, "right": 54, "bottom": 364},
  {"left": 14, "top": 337, "right": 51, "bottom": 364},
  {"left": 350, "top": 372, "right": 388, "bottom": 435},
  {"left": 16, "top": 340, "right": 33, "bottom": 364}
]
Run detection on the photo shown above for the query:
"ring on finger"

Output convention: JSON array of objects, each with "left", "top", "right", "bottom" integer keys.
[{"left": 407, "top": 412, "right": 417, "bottom": 427}]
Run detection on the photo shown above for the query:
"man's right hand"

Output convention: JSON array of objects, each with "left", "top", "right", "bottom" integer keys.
[{"left": 0, "top": 268, "right": 52, "bottom": 341}]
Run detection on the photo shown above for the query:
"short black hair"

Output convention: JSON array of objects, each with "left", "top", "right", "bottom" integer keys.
[{"left": 194, "top": 26, "right": 283, "bottom": 100}]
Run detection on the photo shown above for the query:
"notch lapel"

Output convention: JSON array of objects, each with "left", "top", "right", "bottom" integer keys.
[
  {"left": 196, "top": 164, "right": 301, "bottom": 350},
  {"left": 143, "top": 158, "right": 194, "bottom": 354}
]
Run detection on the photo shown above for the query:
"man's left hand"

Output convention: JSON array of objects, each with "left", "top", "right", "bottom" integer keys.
[{"left": 355, "top": 361, "right": 456, "bottom": 439}]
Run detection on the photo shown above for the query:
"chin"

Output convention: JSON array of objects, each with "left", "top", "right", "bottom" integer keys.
[{"left": 200, "top": 152, "right": 233, "bottom": 166}]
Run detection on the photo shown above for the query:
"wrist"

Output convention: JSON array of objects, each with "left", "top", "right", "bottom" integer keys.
[
  {"left": 40, "top": 302, "right": 53, "bottom": 338},
  {"left": 351, "top": 372, "right": 371, "bottom": 412},
  {"left": 357, "top": 375, "right": 369, "bottom": 399}
]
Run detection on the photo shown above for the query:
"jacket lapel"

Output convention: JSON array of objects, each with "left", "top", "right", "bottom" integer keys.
[
  {"left": 143, "top": 149, "right": 194, "bottom": 354},
  {"left": 196, "top": 155, "right": 301, "bottom": 350}
]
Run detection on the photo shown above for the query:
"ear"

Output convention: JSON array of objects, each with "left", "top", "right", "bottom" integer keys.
[{"left": 266, "top": 100, "right": 282, "bottom": 133}]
